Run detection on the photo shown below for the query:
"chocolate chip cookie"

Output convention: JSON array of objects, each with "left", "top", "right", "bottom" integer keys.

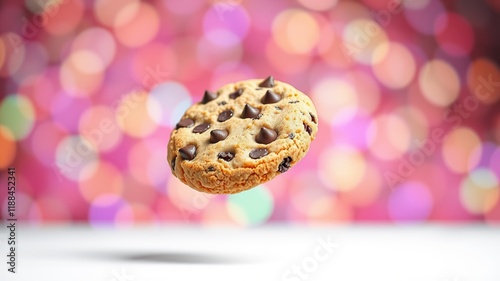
[{"left": 167, "top": 76, "right": 318, "bottom": 194}]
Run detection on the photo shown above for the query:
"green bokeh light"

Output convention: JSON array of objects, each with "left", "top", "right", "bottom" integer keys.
[
  {"left": 0, "top": 95, "right": 35, "bottom": 140},
  {"left": 470, "top": 168, "right": 498, "bottom": 188},
  {"left": 227, "top": 185, "right": 274, "bottom": 226}
]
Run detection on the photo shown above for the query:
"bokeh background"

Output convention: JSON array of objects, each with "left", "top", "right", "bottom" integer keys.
[{"left": 1, "top": 0, "right": 500, "bottom": 225}]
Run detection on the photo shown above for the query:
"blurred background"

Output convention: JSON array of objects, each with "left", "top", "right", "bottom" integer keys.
[{"left": 1, "top": 0, "right": 500, "bottom": 226}]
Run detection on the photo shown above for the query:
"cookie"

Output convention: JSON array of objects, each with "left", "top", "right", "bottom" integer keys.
[{"left": 167, "top": 76, "right": 318, "bottom": 194}]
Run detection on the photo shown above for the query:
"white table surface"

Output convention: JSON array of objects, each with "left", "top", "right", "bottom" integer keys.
[{"left": 0, "top": 224, "right": 498, "bottom": 281}]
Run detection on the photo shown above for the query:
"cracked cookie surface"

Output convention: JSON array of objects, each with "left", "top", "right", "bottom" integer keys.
[{"left": 167, "top": 76, "right": 318, "bottom": 194}]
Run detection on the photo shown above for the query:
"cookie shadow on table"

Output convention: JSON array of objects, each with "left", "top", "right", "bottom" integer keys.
[{"left": 78, "top": 251, "right": 258, "bottom": 264}]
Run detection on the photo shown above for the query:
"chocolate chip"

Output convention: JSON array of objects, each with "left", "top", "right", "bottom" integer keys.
[
  {"left": 256, "top": 127, "right": 278, "bottom": 144},
  {"left": 259, "top": 76, "right": 275, "bottom": 88},
  {"left": 261, "top": 90, "right": 281, "bottom": 104},
  {"left": 229, "top": 88, "right": 243, "bottom": 99},
  {"left": 288, "top": 133, "right": 295, "bottom": 139},
  {"left": 275, "top": 106, "right": 282, "bottom": 110},
  {"left": 218, "top": 110, "right": 233, "bottom": 122},
  {"left": 176, "top": 118, "right": 194, "bottom": 129},
  {"left": 179, "top": 144, "right": 196, "bottom": 160},
  {"left": 289, "top": 100, "right": 299, "bottom": 104},
  {"left": 193, "top": 123, "right": 210, "bottom": 133},
  {"left": 249, "top": 148, "right": 268, "bottom": 159},
  {"left": 207, "top": 166, "right": 215, "bottom": 172},
  {"left": 310, "top": 113, "right": 317, "bottom": 124},
  {"left": 210, "top": 129, "right": 228, "bottom": 143},
  {"left": 218, "top": 101, "right": 227, "bottom": 106},
  {"left": 201, "top": 90, "right": 217, "bottom": 104},
  {"left": 278, "top": 157, "right": 292, "bottom": 173},
  {"left": 218, "top": 151, "right": 235, "bottom": 162},
  {"left": 241, "top": 104, "right": 261, "bottom": 119},
  {"left": 304, "top": 123, "right": 312, "bottom": 135},
  {"left": 171, "top": 156, "right": 176, "bottom": 171}
]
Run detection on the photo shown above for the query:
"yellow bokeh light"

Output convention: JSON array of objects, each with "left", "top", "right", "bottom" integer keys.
[
  {"left": 272, "top": 9, "right": 320, "bottom": 54},
  {"left": 460, "top": 169, "right": 500, "bottom": 214},
  {"left": 419, "top": 59, "right": 460, "bottom": 107},
  {"left": 373, "top": 42, "right": 416, "bottom": 89},
  {"left": 339, "top": 163, "right": 382, "bottom": 207},
  {"left": 69, "top": 50, "right": 105, "bottom": 75},
  {"left": 60, "top": 56, "right": 104, "bottom": 97},
  {"left": 342, "top": 19, "right": 389, "bottom": 65},
  {"left": 320, "top": 145, "right": 367, "bottom": 191},
  {"left": 312, "top": 78, "right": 358, "bottom": 122},
  {"left": 0, "top": 126, "right": 16, "bottom": 169},
  {"left": 115, "top": 90, "right": 158, "bottom": 138},
  {"left": 72, "top": 28, "right": 116, "bottom": 69},
  {"left": 442, "top": 127, "right": 481, "bottom": 174}
]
